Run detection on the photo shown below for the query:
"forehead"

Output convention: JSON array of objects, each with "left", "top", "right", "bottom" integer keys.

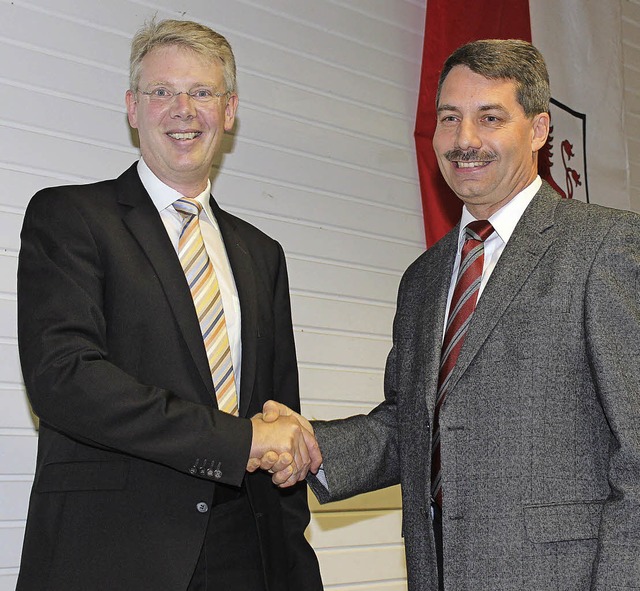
[
  {"left": 139, "top": 44, "right": 223, "bottom": 84},
  {"left": 438, "top": 66, "right": 519, "bottom": 110}
]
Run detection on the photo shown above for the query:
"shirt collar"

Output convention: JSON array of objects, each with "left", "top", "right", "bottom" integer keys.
[
  {"left": 136, "top": 158, "right": 217, "bottom": 227},
  {"left": 458, "top": 176, "right": 542, "bottom": 245}
]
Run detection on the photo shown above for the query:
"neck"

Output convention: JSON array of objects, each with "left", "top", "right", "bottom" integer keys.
[{"left": 159, "top": 173, "right": 209, "bottom": 199}]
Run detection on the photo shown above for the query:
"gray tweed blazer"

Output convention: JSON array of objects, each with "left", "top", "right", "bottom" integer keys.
[{"left": 308, "top": 182, "right": 640, "bottom": 591}]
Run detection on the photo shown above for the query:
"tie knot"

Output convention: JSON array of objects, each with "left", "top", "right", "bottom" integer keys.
[
  {"left": 173, "top": 197, "right": 202, "bottom": 218},
  {"left": 465, "top": 220, "right": 494, "bottom": 242}
]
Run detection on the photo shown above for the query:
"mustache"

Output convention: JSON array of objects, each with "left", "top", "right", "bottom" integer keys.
[{"left": 444, "top": 149, "right": 497, "bottom": 162}]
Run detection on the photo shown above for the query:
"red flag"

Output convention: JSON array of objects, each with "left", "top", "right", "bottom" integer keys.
[{"left": 415, "top": 1, "right": 531, "bottom": 246}]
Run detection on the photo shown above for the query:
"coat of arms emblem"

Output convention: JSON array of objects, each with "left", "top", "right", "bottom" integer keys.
[{"left": 538, "top": 98, "right": 589, "bottom": 203}]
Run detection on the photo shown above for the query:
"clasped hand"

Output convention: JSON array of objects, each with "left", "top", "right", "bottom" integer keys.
[{"left": 247, "top": 401, "right": 320, "bottom": 488}]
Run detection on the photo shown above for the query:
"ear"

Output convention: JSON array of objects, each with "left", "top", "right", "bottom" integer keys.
[
  {"left": 125, "top": 90, "right": 139, "bottom": 129},
  {"left": 531, "top": 112, "right": 550, "bottom": 153},
  {"left": 224, "top": 93, "right": 239, "bottom": 132}
]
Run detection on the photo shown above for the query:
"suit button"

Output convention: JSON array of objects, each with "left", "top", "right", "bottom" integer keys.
[
  {"left": 213, "top": 469, "right": 222, "bottom": 479},
  {"left": 196, "top": 502, "right": 209, "bottom": 513}
]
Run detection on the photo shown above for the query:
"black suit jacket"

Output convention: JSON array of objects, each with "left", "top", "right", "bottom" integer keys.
[{"left": 16, "top": 163, "right": 322, "bottom": 591}]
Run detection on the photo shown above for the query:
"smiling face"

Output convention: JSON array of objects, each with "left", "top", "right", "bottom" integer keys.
[
  {"left": 433, "top": 66, "right": 549, "bottom": 219},
  {"left": 125, "top": 44, "right": 238, "bottom": 197}
]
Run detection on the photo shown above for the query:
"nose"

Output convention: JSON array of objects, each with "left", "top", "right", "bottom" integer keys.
[
  {"left": 455, "top": 119, "right": 481, "bottom": 151},
  {"left": 170, "top": 92, "right": 196, "bottom": 119}
]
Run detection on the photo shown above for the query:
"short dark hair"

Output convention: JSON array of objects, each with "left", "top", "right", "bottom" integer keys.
[{"left": 436, "top": 39, "right": 550, "bottom": 117}]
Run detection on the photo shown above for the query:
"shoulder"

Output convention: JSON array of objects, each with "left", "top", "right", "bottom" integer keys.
[
  {"left": 552, "top": 199, "right": 640, "bottom": 262},
  {"left": 558, "top": 197, "right": 637, "bottom": 226},
  {"left": 518, "top": 184, "right": 639, "bottom": 258},
  {"left": 24, "top": 178, "right": 120, "bottom": 227},
  {"left": 24, "top": 165, "right": 144, "bottom": 226},
  {"left": 537, "top": 182, "right": 639, "bottom": 235},
  {"left": 25, "top": 166, "right": 138, "bottom": 213}
]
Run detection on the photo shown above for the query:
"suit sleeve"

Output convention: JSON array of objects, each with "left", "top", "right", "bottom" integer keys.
[
  {"left": 18, "top": 189, "right": 252, "bottom": 486},
  {"left": 586, "top": 215, "right": 640, "bottom": 587}
]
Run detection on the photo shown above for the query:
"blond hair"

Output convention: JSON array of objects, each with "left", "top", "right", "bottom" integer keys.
[{"left": 129, "top": 19, "right": 236, "bottom": 93}]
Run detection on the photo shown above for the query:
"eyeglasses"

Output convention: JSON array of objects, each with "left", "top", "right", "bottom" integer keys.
[{"left": 138, "top": 87, "right": 229, "bottom": 103}]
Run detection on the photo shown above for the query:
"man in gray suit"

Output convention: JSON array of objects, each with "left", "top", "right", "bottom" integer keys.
[{"left": 261, "top": 39, "right": 640, "bottom": 589}]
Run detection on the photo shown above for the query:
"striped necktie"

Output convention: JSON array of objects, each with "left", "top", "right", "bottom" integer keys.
[
  {"left": 174, "top": 197, "right": 238, "bottom": 416},
  {"left": 431, "top": 220, "right": 494, "bottom": 507}
]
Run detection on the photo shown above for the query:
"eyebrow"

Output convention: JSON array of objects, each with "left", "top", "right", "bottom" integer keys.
[
  {"left": 437, "top": 104, "right": 457, "bottom": 113},
  {"left": 144, "top": 80, "right": 217, "bottom": 88},
  {"left": 478, "top": 103, "right": 508, "bottom": 112},
  {"left": 437, "top": 103, "right": 508, "bottom": 114}
]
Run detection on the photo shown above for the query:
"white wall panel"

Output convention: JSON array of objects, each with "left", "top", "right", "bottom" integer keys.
[
  {"left": 0, "top": 212, "right": 22, "bottom": 255},
  {"left": 217, "top": 139, "right": 420, "bottom": 212},
  {"left": 300, "top": 369, "right": 384, "bottom": 407},
  {"left": 287, "top": 258, "right": 401, "bottom": 303},
  {"left": 0, "top": 0, "right": 427, "bottom": 587},
  {"left": 322, "top": 583, "right": 406, "bottom": 591},
  {"left": 310, "top": 509, "right": 402, "bottom": 548},
  {"left": 230, "top": 107, "right": 418, "bottom": 180},
  {"left": 0, "top": 256, "right": 17, "bottom": 294},
  {"left": 0, "top": 526, "right": 25, "bottom": 568},
  {"left": 0, "top": 573, "right": 19, "bottom": 591},
  {"left": 0, "top": 388, "right": 33, "bottom": 430},
  {"left": 317, "top": 545, "right": 407, "bottom": 587},
  {"left": 238, "top": 214, "right": 423, "bottom": 271},
  {"left": 295, "top": 330, "right": 390, "bottom": 372},
  {"left": 241, "top": 79, "right": 416, "bottom": 157},
  {"left": 0, "top": 4, "right": 130, "bottom": 70},
  {"left": 140, "top": 0, "right": 420, "bottom": 88},
  {"left": 0, "top": 40, "right": 126, "bottom": 109},
  {"left": 0, "top": 344, "right": 21, "bottom": 384},
  {"left": 1, "top": 85, "right": 129, "bottom": 149},
  {"left": 0, "top": 482, "right": 31, "bottom": 521},
  {"left": 290, "top": 294, "right": 395, "bottom": 335},
  {"left": 0, "top": 299, "right": 16, "bottom": 339},
  {"left": 623, "top": 0, "right": 640, "bottom": 212},
  {"left": 213, "top": 176, "right": 423, "bottom": 240},
  {"left": 0, "top": 434, "right": 37, "bottom": 475}
]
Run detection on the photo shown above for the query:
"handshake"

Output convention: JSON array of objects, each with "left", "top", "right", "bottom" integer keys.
[{"left": 247, "top": 401, "right": 321, "bottom": 488}]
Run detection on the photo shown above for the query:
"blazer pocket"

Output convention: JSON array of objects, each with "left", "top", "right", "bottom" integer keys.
[
  {"left": 524, "top": 500, "right": 604, "bottom": 543},
  {"left": 35, "top": 460, "right": 129, "bottom": 493}
]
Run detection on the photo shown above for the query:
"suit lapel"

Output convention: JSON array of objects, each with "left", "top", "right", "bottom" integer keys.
[
  {"left": 410, "top": 225, "right": 459, "bottom": 426},
  {"left": 116, "top": 165, "right": 216, "bottom": 401},
  {"left": 420, "top": 227, "right": 460, "bottom": 417},
  {"left": 212, "top": 201, "right": 259, "bottom": 419},
  {"left": 444, "top": 184, "right": 559, "bottom": 396}
]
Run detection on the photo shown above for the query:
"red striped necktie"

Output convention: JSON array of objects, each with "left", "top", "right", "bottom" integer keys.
[{"left": 431, "top": 220, "right": 494, "bottom": 507}]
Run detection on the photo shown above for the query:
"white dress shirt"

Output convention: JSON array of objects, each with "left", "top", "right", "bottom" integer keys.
[
  {"left": 136, "top": 159, "right": 243, "bottom": 395},
  {"left": 443, "top": 176, "right": 542, "bottom": 336}
]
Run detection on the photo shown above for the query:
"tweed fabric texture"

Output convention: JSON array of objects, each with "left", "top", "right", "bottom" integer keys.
[{"left": 309, "top": 182, "right": 640, "bottom": 591}]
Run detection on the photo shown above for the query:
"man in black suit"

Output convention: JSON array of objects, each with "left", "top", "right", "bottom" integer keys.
[{"left": 16, "top": 18, "right": 322, "bottom": 591}]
